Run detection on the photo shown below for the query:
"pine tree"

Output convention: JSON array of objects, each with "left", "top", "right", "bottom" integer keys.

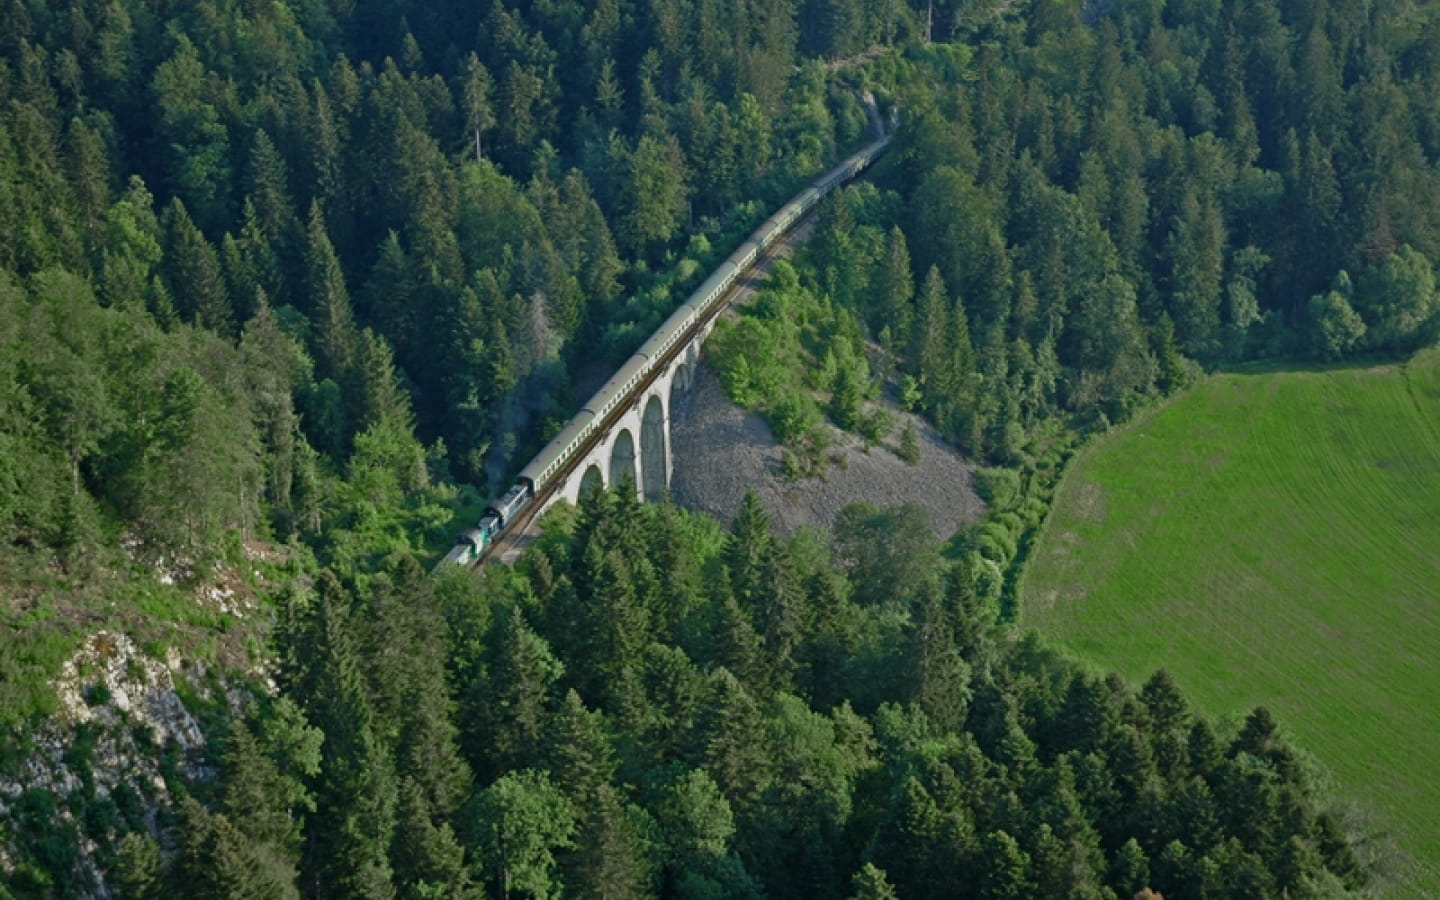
[
  {"left": 561, "top": 784, "right": 652, "bottom": 899},
  {"left": 461, "top": 53, "right": 495, "bottom": 162},
  {"left": 694, "top": 668, "right": 769, "bottom": 818},
  {"left": 908, "top": 577, "right": 971, "bottom": 733},
  {"left": 303, "top": 572, "right": 399, "bottom": 899},
  {"left": 873, "top": 226, "right": 915, "bottom": 350},
  {"left": 151, "top": 35, "right": 232, "bottom": 230},
  {"left": 1140, "top": 669, "right": 1190, "bottom": 733},
  {"left": 897, "top": 419, "right": 921, "bottom": 465},
  {"left": 219, "top": 705, "right": 320, "bottom": 864},
  {"left": 912, "top": 266, "right": 951, "bottom": 407},
  {"left": 161, "top": 198, "right": 234, "bottom": 336},
  {"left": 977, "top": 830, "right": 1033, "bottom": 900},
  {"left": 169, "top": 797, "right": 300, "bottom": 899},
  {"left": 365, "top": 558, "right": 472, "bottom": 820},
  {"left": 1165, "top": 190, "right": 1226, "bottom": 360},
  {"left": 543, "top": 690, "right": 618, "bottom": 806},
  {"left": 848, "top": 863, "right": 899, "bottom": 900},
  {"left": 352, "top": 329, "right": 413, "bottom": 434},
  {"left": 723, "top": 490, "right": 773, "bottom": 610},
  {"left": 868, "top": 777, "right": 947, "bottom": 899},
  {"left": 393, "top": 780, "right": 479, "bottom": 899},
  {"left": 304, "top": 200, "right": 359, "bottom": 384},
  {"left": 1110, "top": 837, "right": 1151, "bottom": 897},
  {"left": 476, "top": 606, "right": 564, "bottom": 776},
  {"left": 244, "top": 130, "right": 301, "bottom": 261}
]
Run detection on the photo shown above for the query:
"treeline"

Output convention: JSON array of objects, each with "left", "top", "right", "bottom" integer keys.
[
  {"left": 93, "top": 490, "right": 1364, "bottom": 898},
  {"left": 791, "top": 0, "right": 1440, "bottom": 463}
]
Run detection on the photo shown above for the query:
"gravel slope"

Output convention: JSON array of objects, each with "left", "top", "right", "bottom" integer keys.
[{"left": 668, "top": 360, "right": 985, "bottom": 539}]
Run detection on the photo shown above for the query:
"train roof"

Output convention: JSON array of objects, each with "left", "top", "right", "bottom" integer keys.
[
  {"left": 687, "top": 260, "right": 739, "bottom": 311},
  {"left": 582, "top": 352, "right": 651, "bottom": 421},
  {"left": 519, "top": 409, "right": 597, "bottom": 489}
]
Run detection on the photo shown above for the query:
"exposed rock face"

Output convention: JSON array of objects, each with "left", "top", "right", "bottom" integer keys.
[
  {"left": 52, "top": 631, "right": 210, "bottom": 770},
  {"left": 0, "top": 632, "right": 218, "bottom": 896}
]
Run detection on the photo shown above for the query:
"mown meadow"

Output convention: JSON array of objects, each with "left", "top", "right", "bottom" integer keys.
[{"left": 1021, "top": 351, "right": 1440, "bottom": 893}]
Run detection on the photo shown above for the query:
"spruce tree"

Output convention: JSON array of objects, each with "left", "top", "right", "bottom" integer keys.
[
  {"left": 161, "top": 198, "right": 234, "bottom": 336},
  {"left": 303, "top": 572, "right": 399, "bottom": 899},
  {"left": 304, "top": 200, "right": 359, "bottom": 385}
]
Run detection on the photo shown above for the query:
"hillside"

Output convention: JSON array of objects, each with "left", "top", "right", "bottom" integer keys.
[
  {"left": 669, "top": 359, "right": 985, "bottom": 538},
  {"left": 1021, "top": 351, "right": 1440, "bottom": 892},
  {"left": 3, "top": 0, "right": 1433, "bottom": 891}
]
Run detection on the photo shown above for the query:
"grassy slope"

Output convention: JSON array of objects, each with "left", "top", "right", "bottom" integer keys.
[{"left": 1020, "top": 352, "right": 1440, "bottom": 893}]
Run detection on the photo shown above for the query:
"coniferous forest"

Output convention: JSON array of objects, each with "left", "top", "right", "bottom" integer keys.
[{"left": 2, "top": 0, "right": 1438, "bottom": 894}]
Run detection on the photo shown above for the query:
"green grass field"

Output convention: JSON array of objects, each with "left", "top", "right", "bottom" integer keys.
[{"left": 1020, "top": 351, "right": 1440, "bottom": 893}]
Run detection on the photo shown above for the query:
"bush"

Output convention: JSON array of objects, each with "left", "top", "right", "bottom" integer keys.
[
  {"left": 973, "top": 467, "right": 1021, "bottom": 509},
  {"left": 1307, "top": 288, "right": 1366, "bottom": 361},
  {"left": 897, "top": 420, "right": 921, "bottom": 465},
  {"left": 858, "top": 407, "right": 894, "bottom": 449},
  {"left": 973, "top": 522, "right": 1018, "bottom": 565},
  {"left": 770, "top": 393, "right": 823, "bottom": 444},
  {"left": 972, "top": 553, "right": 1004, "bottom": 608}
]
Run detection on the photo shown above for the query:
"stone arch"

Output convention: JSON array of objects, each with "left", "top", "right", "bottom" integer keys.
[
  {"left": 579, "top": 464, "right": 604, "bottom": 499},
  {"left": 640, "top": 394, "right": 667, "bottom": 502},
  {"left": 672, "top": 361, "right": 690, "bottom": 396},
  {"left": 608, "top": 428, "right": 638, "bottom": 494}
]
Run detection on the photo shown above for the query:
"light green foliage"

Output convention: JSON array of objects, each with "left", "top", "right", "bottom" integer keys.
[
  {"left": 1023, "top": 357, "right": 1440, "bottom": 892},
  {"left": 100, "top": 178, "right": 164, "bottom": 310},
  {"left": 617, "top": 134, "right": 690, "bottom": 257},
  {"left": 472, "top": 770, "right": 577, "bottom": 900},
  {"left": 710, "top": 259, "right": 881, "bottom": 469},
  {"left": 857, "top": 406, "right": 893, "bottom": 449},
  {"left": 1355, "top": 245, "right": 1440, "bottom": 350},
  {"left": 1306, "top": 286, "right": 1367, "bottom": 361},
  {"left": 847, "top": 863, "right": 898, "bottom": 900},
  {"left": 324, "top": 420, "right": 456, "bottom": 581},
  {"left": 971, "top": 467, "right": 1020, "bottom": 509},
  {"left": 655, "top": 769, "right": 736, "bottom": 869}
]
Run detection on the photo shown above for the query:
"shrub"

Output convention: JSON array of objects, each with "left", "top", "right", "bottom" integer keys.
[
  {"left": 858, "top": 407, "right": 894, "bottom": 449},
  {"left": 897, "top": 420, "right": 921, "bottom": 465},
  {"left": 973, "top": 467, "right": 1021, "bottom": 509},
  {"left": 770, "top": 393, "right": 823, "bottom": 444}
]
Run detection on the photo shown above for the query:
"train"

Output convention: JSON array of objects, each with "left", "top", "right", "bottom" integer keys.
[{"left": 438, "top": 132, "right": 892, "bottom": 568}]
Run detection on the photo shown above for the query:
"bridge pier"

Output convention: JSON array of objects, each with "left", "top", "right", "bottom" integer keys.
[{"left": 542, "top": 334, "right": 711, "bottom": 514}]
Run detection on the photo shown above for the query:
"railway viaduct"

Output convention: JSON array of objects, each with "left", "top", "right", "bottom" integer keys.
[
  {"left": 484, "top": 106, "right": 892, "bottom": 554},
  {"left": 535, "top": 302, "right": 714, "bottom": 514}
]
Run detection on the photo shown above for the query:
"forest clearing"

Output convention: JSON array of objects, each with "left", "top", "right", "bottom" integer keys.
[{"left": 1022, "top": 350, "right": 1440, "bottom": 893}]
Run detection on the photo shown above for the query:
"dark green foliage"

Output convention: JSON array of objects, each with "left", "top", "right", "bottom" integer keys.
[
  {"left": 0, "top": 0, "right": 1398, "bottom": 894},
  {"left": 295, "top": 573, "right": 399, "bottom": 898}
]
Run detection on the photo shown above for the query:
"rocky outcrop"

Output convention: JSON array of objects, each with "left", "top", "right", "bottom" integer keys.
[{"left": 0, "top": 632, "right": 227, "bottom": 896}]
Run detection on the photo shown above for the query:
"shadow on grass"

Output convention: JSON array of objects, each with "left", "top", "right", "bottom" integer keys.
[{"left": 1213, "top": 345, "right": 1435, "bottom": 377}]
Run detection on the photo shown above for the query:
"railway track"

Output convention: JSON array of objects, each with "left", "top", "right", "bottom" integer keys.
[
  {"left": 476, "top": 222, "right": 813, "bottom": 567},
  {"left": 472, "top": 226, "right": 812, "bottom": 561}
]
